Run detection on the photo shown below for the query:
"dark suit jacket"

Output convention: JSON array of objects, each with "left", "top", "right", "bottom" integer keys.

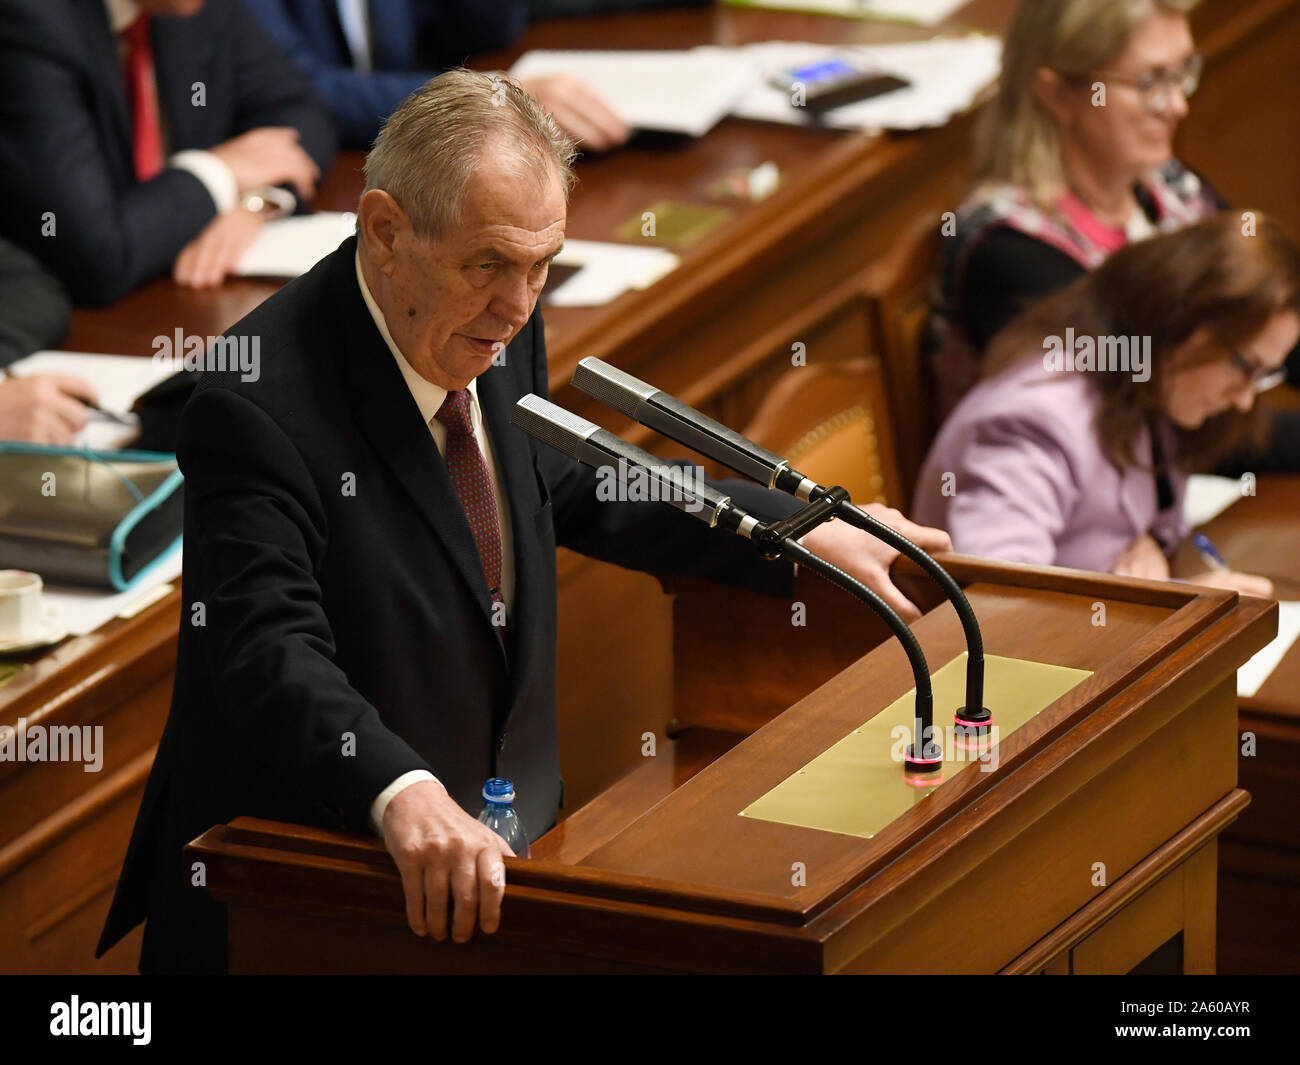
[
  {"left": 0, "top": 235, "right": 70, "bottom": 367},
  {"left": 242, "top": 0, "right": 528, "bottom": 147},
  {"left": 0, "top": 0, "right": 336, "bottom": 306},
  {"left": 96, "top": 236, "right": 797, "bottom": 972}
]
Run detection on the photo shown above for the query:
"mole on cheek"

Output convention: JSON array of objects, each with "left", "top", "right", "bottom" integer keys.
[{"left": 408, "top": 308, "right": 416, "bottom": 317}]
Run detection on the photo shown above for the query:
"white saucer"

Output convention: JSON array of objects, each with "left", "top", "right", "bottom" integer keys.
[{"left": 0, "top": 616, "right": 69, "bottom": 655}]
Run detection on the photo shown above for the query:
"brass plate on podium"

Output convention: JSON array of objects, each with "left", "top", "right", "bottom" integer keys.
[{"left": 740, "top": 653, "right": 1092, "bottom": 839}]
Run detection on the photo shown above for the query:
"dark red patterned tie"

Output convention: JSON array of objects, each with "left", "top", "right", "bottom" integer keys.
[{"left": 435, "top": 390, "right": 505, "bottom": 621}]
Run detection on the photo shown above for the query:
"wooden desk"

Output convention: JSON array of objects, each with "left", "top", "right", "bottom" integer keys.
[
  {"left": 190, "top": 558, "right": 1275, "bottom": 973},
  {"left": 11, "top": 0, "right": 1300, "bottom": 972},
  {"left": 0, "top": 592, "right": 179, "bottom": 972},
  {"left": 1181, "top": 475, "right": 1300, "bottom": 972}
]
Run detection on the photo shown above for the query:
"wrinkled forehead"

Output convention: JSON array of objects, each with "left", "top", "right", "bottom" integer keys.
[{"left": 442, "top": 145, "right": 568, "bottom": 254}]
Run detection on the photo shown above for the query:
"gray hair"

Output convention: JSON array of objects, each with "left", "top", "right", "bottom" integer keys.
[{"left": 362, "top": 68, "right": 578, "bottom": 238}]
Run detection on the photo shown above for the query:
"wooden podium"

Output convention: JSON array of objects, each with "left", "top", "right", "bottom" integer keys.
[{"left": 187, "top": 556, "right": 1275, "bottom": 974}]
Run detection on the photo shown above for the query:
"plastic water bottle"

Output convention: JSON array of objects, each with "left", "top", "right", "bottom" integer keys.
[{"left": 477, "top": 778, "right": 529, "bottom": 858}]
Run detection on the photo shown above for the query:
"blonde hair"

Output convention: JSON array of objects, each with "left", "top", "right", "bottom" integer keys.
[
  {"left": 976, "top": 0, "right": 1201, "bottom": 206},
  {"left": 363, "top": 68, "right": 578, "bottom": 239}
]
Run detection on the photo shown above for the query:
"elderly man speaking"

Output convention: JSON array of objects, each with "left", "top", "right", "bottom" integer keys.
[{"left": 98, "top": 70, "right": 950, "bottom": 973}]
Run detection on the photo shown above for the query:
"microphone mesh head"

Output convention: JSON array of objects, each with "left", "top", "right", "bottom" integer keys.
[
  {"left": 572, "top": 358, "right": 652, "bottom": 417},
  {"left": 511, "top": 395, "right": 592, "bottom": 463}
]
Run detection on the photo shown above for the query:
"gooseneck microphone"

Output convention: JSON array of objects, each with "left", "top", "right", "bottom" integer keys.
[
  {"left": 511, "top": 394, "right": 942, "bottom": 773},
  {"left": 513, "top": 394, "right": 742, "bottom": 530},
  {"left": 571, "top": 356, "right": 991, "bottom": 733},
  {"left": 570, "top": 358, "right": 816, "bottom": 496}
]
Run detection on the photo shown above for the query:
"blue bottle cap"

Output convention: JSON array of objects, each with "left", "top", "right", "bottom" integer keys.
[{"left": 483, "top": 777, "right": 515, "bottom": 804}]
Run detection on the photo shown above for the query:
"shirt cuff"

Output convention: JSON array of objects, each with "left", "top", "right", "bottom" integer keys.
[
  {"left": 169, "top": 149, "right": 238, "bottom": 213},
  {"left": 369, "top": 769, "right": 439, "bottom": 836}
]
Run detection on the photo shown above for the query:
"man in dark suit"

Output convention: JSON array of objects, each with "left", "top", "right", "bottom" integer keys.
[
  {"left": 97, "top": 70, "right": 949, "bottom": 973},
  {"left": 242, "top": 0, "right": 629, "bottom": 150},
  {"left": 0, "top": 0, "right": 336, "bottom": 305}
]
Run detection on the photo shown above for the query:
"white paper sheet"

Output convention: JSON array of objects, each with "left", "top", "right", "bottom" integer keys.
[
  {"left": 727, "top": 0, "right": 973, "bottom": 26},
  {"left": 1238, "top": 601, "right": 1300, "bottom": 698},
  {"left": 236, "top": 211, "right": 356, "bottom": 278},
  {"left": 510, "top": 49, "right": 755, "bottom": 137},
  {"left": 733, "top": 36, "right": 1001, "bottom": 131},
  {"left": 5, "top": 350, "right": 181, "bottom": 450},
  {"left": 547, "top": 239, "right": 679, "bottom": 306},
  {"left": 1184, "top": 474, "right": 1246, "bottom": 528},
  {"left": 42, "top": 540, "right": 183, "bottom": 638}
]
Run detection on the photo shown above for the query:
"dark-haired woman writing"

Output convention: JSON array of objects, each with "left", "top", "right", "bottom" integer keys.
[{"left": 913, "top": 215, "right": 1296, "bottom": 594}]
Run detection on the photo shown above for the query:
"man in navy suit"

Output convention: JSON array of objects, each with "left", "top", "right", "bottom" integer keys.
[
  {"left": 96, "top": 70, "right": 949, "bottom": 972},
  {"left": 243, "top": 0, "right": 630, "bottom": 149},
  {"left": 0, "top": 0, "right": 337, "bottom": 305}
]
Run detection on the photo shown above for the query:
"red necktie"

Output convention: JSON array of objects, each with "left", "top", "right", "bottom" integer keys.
[
  {"left": 120, "top": 16, "right": 163, "bottom": 182},
  {"left": 435, "top": 391, "right": 506, "bottom": 623}
]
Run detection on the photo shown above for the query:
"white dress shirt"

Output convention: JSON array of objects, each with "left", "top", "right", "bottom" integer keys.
[
  {"left": 335, "top": 0, "right": 374, "bottom": 73},
  {"left": 355, "top": 252, "right": 516, "bottom": 833}
]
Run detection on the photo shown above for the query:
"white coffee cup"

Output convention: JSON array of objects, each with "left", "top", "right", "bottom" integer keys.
[{"left": 0, "top": 570, "right": 49, "bottom": 644}]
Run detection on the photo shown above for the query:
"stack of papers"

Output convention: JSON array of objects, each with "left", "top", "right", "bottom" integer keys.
[
  {"left": 1179, "top": 476, "right": 1298, "bottom": 699},
  {"left": 547, "top": 239, "right": 679, "bottom": 306},
  {"left": 510, "top": 50, "right": 755, "bottom": 138},
  {"left": 733, "top": 36, "right": 1002, "bottom": 130},
  {"left": 1238, "top": 602, "right": 1300, "bottom": 698},
  {"left": 725, "top": 0, "right": 973, "bottom": 27},
  {"left": 510, "top": 37, "right": 1000, "bottom": 138},
  {"left": 237, "top": 211, "right": 356, "bottom": 278},
  {"left": 1183, "top": 474, "right": 1246, "bottom": 527},
  {"left": 5, "top": 350, "right": 179, "bottom": 450},
  {"left": 42, "top": 542, "right": 184, "bottom": 637}
]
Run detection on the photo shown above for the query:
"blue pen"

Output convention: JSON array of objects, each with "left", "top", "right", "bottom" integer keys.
[{"left": 1193, "top": 533, "right": 1228, "bottom": 571}]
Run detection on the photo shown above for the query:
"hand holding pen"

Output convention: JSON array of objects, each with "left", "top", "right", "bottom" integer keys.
[
  {"left": 1188, "top": 532, "right": 1275, "bottom": 599},
  {"left": 0, "top": 367, "right": 120, "bottom": 445}
]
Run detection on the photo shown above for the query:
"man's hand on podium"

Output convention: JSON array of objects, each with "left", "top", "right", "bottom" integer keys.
[
  {"left": 381, "top": 779, "right": 514, "bottom": 944},
  {"left": 799, "top": 504, "right": 952, "bottom": 623}
]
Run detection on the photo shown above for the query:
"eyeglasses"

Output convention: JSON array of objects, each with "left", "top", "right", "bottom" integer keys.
[
  {"left": 1092, "top": 52, "right": 1203, "bottom": 113},
  {"left": 1224, "top": 341, "right": 1287, "bottom": 393}
]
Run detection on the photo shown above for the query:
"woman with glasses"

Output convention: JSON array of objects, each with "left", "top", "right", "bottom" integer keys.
[
  {"left": 928, "top": 0, "right": 1220, "bottom": 420},
  {"left": 913, "top": 215, "right": 1298, "bottom": 593}
]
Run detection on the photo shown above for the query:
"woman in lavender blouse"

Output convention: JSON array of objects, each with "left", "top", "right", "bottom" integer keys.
[{"left": 913, "top": 215, "right": 1298, "bottom": 596}]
